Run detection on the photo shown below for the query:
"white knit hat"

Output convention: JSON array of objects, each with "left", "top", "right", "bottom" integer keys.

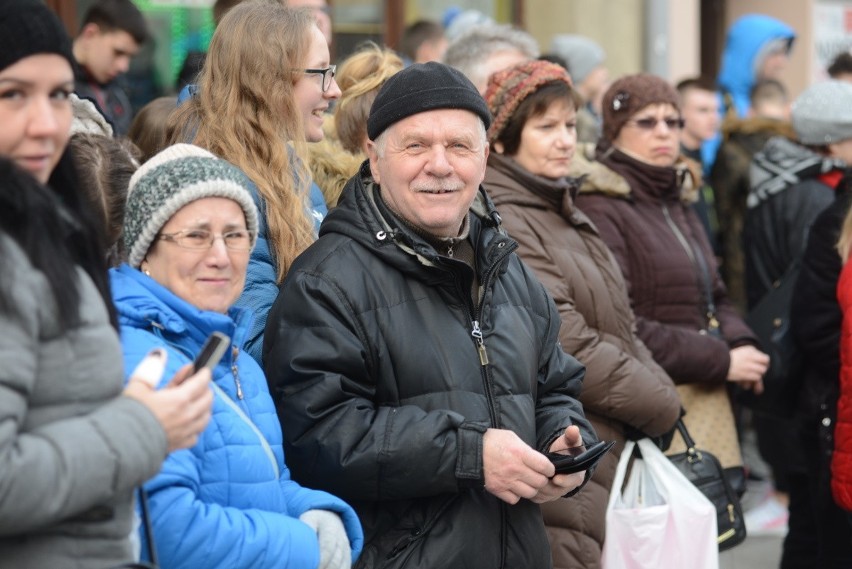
[
  {"left": 791, "top": 80, "right": 852, "bottom": 146},
  {"left": 123, "top": 144, "right": 259, "bottom": 267}
]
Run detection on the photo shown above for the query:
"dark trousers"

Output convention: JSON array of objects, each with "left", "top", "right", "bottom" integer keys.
[{"left": 781, "top": 423, "right": 852, "bottom": 568}]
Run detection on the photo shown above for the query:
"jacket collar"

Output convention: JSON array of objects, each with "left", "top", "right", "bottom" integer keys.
[{"left": 110, "top": 264, "right": 249, "bottom": 346}]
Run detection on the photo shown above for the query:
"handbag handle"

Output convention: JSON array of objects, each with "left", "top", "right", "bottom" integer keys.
[{"left": 675, "top": 419, "right": 702, "bottom": 459}]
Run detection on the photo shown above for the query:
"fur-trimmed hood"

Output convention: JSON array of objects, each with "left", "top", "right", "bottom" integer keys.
[{"left": 570, "top": 142, "right": 701, "bottom": 204}]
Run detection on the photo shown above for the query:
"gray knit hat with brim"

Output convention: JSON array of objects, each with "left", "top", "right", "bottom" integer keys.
[
  {"left": 791, "top": 80, "right": 852, "bottom": 145},
  {"left": 124, "top": 144, "right": 259, "bottom": 268}
]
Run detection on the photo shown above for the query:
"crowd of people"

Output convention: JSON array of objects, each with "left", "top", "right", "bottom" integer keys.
[{"left": 4, "top": 0, "right": 852, "bottom": 568}]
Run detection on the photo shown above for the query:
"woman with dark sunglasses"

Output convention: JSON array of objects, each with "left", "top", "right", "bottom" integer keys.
[{"left": 573, "top": 74, "right": 768, "bottom": 499}]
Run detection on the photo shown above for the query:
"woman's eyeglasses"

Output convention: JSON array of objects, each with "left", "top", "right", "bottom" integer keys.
[
  {"left": 158, "top": 229, "right": 255, "bottom": 251},
  {"left": 302, "top": 65, "right": 337, "bottom": 92},
  {"left": 627, "top": 117, "right": 686, "bottom": 131}
]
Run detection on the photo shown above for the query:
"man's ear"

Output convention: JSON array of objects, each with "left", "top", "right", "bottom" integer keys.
[
  {"left": 79, "top": 22, "right": 103, "bottom": 40},
  {"left": 366, "top": 140, "right": 381, "bottom": 184}
]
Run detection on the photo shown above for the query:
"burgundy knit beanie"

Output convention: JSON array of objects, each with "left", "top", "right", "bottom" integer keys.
[
  {"left": 484, "top": 60, "right": 573, "bottom": 143},
  {"left": 601, "top": 73, "right": 680, "bottom": 143}
]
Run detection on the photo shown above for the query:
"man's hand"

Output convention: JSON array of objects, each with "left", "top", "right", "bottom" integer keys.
[
  {"left": 531, "top": 425, "right": 586, "bottom": 503},
  {"left": 482, "top": 428, "right": 555, "bottom": 504}
]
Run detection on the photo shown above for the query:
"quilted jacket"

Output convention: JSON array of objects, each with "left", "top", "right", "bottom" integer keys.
[{"left": 110, "top": 264, "right": 363, "bottom": 569}]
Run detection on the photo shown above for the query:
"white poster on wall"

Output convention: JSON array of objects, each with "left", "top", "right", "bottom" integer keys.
[{"left": 814, "top": 1, "right": 852, "bottom": 81}]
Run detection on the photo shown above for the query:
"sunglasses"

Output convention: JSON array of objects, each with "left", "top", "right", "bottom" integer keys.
[{"left": 627, "top": 117, "right": 685, "bottom": 131}]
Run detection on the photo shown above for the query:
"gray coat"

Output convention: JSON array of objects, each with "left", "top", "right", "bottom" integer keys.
[{"left": 0, "top": 234, "right": 167, "bottom": 568}]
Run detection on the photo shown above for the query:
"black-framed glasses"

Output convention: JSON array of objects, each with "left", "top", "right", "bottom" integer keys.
[
  {"left": 158, "top": 229, "right": 255, "bottom": 251},
  {"left": 627, "top": 117, "right": 685, "bottom": 131},
  {"left": 302, "top": 65, "right": 337, "bottom": 92}
]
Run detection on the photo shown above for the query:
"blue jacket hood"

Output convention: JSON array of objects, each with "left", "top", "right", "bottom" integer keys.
[{"left": 717, "top": 14, "right": 795, "bottom": 117}]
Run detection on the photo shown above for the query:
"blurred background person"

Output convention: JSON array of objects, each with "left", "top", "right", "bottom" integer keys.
[
  {"left": 443, "top": 22, "right": 539, "bottom": 95},
  {"left": 128, "top": 96, "right": 178, "bottom": 163},
  {"left": 830, "top": 192, "right": 852, "bottom": 547},
  {"left": 549, "top": 34, "right": 608, "bottom": 144},
  {"left": 747, "top": 80, "right": 852, "bottom": 565},
  {"left": 703, "top": 13, "right": 796, "bottom": 173},
  {"left": 399, "top": 19, "right": 447, "bottom": 65},
  {"left": 677, "top": 76, "right": 722, "bottom": 255},
  {"left": 482, "top": 60, "right": 681, "bottom": 569},
  {"left": 829, "top": 52, "right": 852, "bottom": 83},
  {"left": 72, "top": 0, "right": 148, "bottom": 135},
  {"left": 710, "top": 78, "right": 794, "bottom": 313}
]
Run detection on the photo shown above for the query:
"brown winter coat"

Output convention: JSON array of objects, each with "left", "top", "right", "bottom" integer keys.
[
  {"left": 572, "top": 144, "right": 759, "bottom": 386},
  {"left": 484, "top": 153, "right": 681, "bottom": 569}
]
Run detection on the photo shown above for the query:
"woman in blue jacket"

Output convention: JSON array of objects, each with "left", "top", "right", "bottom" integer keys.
[{"left": 111, "top": 143, "right": 362, "bottom": 569}]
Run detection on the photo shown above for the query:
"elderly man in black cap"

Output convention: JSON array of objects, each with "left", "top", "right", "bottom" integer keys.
[{"left": 263, "top": 62, "right": 595, "bottom": 569}]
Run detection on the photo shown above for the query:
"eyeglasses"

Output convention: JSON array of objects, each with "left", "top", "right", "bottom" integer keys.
[
  {"left": 627, "top": 117, "right": 686, "bottom": 131},
  {"left": 158, "top": 229, "right": 255, "bottom": 251},
  {"left": 302, "top": 65, "right": 337, "bottom": 92}
]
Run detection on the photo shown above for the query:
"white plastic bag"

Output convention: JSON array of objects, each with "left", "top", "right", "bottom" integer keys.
[{"left": 602, "top": 438, "right": 718, "bottom": 569}]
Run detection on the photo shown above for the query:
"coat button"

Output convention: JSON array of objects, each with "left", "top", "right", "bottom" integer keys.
[{"left": 823, "top": 417, "right": 832, "bottom": 427}]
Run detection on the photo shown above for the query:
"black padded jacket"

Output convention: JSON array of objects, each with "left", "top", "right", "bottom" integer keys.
[{"left": 263, "top": 162, "right": 594, "bottom": 569}]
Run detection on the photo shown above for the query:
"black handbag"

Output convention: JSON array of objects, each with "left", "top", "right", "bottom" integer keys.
[
  {"left": 667, "top": 419, "right": 747, "bottom": 552},
  {"left": 742, "top": 262, "right": 803, "bottom": 416}
]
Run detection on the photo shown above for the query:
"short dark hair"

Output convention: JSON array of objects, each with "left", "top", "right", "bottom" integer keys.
[
  {"left": 675, "top": 76, "right": 716, "bottom": 95},
  {"left": 81, "top": 0, "right": 148, "bottom": 44},
  {"left": 399, "top": 20, "right": 444, "bottom": 61},
  {"left": 493, "top": 81, "right": 579, "bottom": 156},
  {"left": 828, "top": 52, "right": 852, "bottom": 78},
  {"left": 750, "top": 78, "right": 788, "bottom": 107}
]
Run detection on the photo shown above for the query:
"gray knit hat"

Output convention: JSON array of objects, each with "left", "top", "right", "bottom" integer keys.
[
  {"left": 124, "top": 144, "right": 259, "bottom": 268},
  {"left": 549, "top": 34, "right": 605, "bottom": 85},
  {"left": 791, "top": 80, "right": 852, "bottom": 145}
]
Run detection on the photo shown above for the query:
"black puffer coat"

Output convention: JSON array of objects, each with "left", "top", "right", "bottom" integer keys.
[{"left": 264, "top": 163, "right": 595, "bottom": 569}]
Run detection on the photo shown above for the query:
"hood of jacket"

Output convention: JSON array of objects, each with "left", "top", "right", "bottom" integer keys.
[
  {"left": 484, "top": 152, "right": 583, "bottom": 215},
  {"left": 717, "top": 15, "right": 796, "bottom": 117},
  {"left": 110, "top": 264, "right": 251, "bottom": 352},
  {"left": 748, "top": 136, "right": 846, "bottom": 208},
  {"left": 570, "top": 142, "right": 700, "bottom": 204}
]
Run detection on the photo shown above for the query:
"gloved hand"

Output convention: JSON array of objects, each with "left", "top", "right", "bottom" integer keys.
[{"left": 299, "top": 509, "right": 351, "bottom": 569}]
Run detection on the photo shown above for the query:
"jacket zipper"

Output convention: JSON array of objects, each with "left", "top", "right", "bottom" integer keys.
[
  {"left": 660, "top": 204, "right": 720, "bottom": 332},
  {"left": 231, "top": 345, "right": 244, "bottom": 399}
]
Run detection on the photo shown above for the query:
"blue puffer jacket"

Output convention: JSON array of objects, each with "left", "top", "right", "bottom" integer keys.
[
  {"left": 236, "top": 178, "right": 325, "bottom": 366},
  {"left": 110, "top": 265, "right": 362, "bottom": 569},
  {"left": 701, "top": 13, "right": 796, "bottom": 171}
]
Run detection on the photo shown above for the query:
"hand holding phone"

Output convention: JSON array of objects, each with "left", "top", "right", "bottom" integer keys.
[
  {"left": 193, "top": 331, "right": 230, "bottom": 372},
  {"left": 546, "top": 440, "right": 615, "bottom": 475}
]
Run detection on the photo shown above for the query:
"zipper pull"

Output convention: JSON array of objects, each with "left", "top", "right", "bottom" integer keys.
[
  {"left": 471, "top": 321, "right": 489, "bottom": 366},
  {"left": 707, "top": 312, "right": 720, "bottom": 331},
  {"left": 231, "top": 345, "right": 244, "bottom": 400}
]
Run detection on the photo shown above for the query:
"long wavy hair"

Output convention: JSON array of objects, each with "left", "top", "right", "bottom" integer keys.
[{"left": 168, "top": 2, "right": 315, "bottom": 281}]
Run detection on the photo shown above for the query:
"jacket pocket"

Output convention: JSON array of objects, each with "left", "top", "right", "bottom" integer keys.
[{"left": 355, "top": 495, "right": 457, "bottom": 569}]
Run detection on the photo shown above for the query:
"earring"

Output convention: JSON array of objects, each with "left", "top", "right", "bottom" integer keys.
[{"left": 144, "top": 268, "right": 151, "bottom": 276}]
